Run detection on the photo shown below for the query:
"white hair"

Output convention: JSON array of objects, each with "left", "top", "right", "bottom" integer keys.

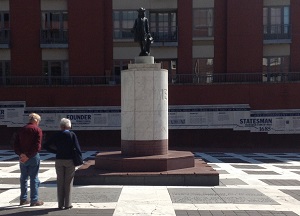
[
  {"left": 29, "top": 113, "right": 41, "bottom": 123},
  {"left": 60, "top": 118, "right": 72, "bottom": 129}
]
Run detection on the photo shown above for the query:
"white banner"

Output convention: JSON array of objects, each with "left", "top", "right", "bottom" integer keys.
[
  {"left": 0, "top": 101, "right": 26, "bottom": 127},
  {"left": 24, "top": 107, "right": 121, "bottom": 131},
  {"left": 1, "top": 101, "right": 300, "bottom": 134}
]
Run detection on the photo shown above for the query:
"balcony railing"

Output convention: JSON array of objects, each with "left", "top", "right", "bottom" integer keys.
[
  {"left": 264, "top": 24, "right": 291, "bottom": 40},
  {"left": 114, "top": 26, "right": 178, "bottom": 43},
  {"left": 40, "top": 29, "right": 68, "bottom": 44},
  {"left": 151, "top": 26, "right": 178, "bottom": 42},
  {"left": 1, "top": 73, "right": 300, "bottom": 87},
  {"left": 0, "top": 29, "right": 10, "bottom": 44}
]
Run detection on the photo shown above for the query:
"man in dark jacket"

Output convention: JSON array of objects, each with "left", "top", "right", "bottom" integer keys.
[
  {"left": 14, "top": 113, "right": 44, "bottom": 206},
  {"left": 43, "top": 118, "right": 82, "bottom": 210},
  {"left": 132, "top": 7, "right": 153, "bottom": 56}
]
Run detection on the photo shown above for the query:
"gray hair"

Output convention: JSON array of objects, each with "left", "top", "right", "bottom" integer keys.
[
  {"left": 60, "top": 118, "right": 72, "bottom": 129},
  {"left": 29, "top": 113, "right": 41, "bottom": 123}
]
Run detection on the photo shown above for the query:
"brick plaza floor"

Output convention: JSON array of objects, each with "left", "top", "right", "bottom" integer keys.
[{"left": 0, "top": 149, "right": 300, "bottom": 215}]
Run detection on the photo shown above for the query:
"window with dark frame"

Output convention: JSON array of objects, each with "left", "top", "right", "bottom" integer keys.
[
  {"left": 43, "top": 61, "right": 69, "bottom": 84},
  {"left": 41, "top": 11, "right": 68, "bottom": 44},
  {"left": 0, "top": 60, "right": 10, "bottom": 85},
  {"left": 149, "top": 11, "right": 177, "bottom": 42},
  {"left": 262, "top": 56, "right": 290, "bottom": 82},
  {"left": 0, "top": 12, "right": 10, "bottom": 44},
  {"left": 193, "top": 8, "right": 214, "bottom": 37},
  {"left": 193, "top": 58, "right": 214, "bottom": 83},
  {"left": 263, "top": 6, "right": 290, "bottom": 40},
  {"left": 113, "top": 10, "right": 137, "bottom": 39}
]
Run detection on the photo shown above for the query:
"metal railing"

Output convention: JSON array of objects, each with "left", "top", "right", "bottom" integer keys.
[
  {"left": 0, "top": 29, "right": 10, "bottom": 44},
  {"left": 1, "top": 73, "right": 300, "bottom": 87},
  {"left": 40, "top": 29, "right": 68, "bottom": 44},
  {"left": 151, "top": 26, "right": 178, "bottom": 42},
  {"left": 113, "top": 26, "right": 178, "bottom": 43},
  {"left": 263, "top": 24, "right": 291, "bottom": 40}
]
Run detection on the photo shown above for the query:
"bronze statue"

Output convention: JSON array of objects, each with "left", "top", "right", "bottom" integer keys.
[{"left": 131, "top": 7, "right": 153, "bottom": 56}]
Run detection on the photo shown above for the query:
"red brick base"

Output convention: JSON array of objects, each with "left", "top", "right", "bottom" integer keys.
[{"left": 121, "top": 139, "right": 168, "bottom": 156}]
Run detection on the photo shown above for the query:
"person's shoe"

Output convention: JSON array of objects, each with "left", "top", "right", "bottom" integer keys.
[
  {"left": 65, "top": 205, "right": 73, "bottom": 210},
  {"left": 58, "top": 206, "right": 64, "bottom": 210},
  {"left": 30, "top": 201, "right": 44, "bottom": 206},
  {"left": 20, "top": 200, "right": 30, "bottom": 205}
]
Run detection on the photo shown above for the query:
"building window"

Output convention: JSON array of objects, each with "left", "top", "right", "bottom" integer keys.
[
  {"left": 263, "top": 56, "right": 290, "bottom": 82},
  {"left": 43, "top": 61, "right": 69, "bottom": 84},
  {"left": 0, "top": 60, "right": 10, "bottom": 85},
  {"left": 193, "top": 9, "right": 214, "bottom": 37},
  {"left": 150, "top": 11, "right": 177, "bottom": 42},
  {"left": 154, "top": 59, "right": 177, "bottom": 83},
  {"left": 113, "top": 10, "right": 137, "bottom": 39},
  {"left": 193, "top": 58, "right": 214, "bottom": 83},
  {"left": 41, "top": 11, "right": 68, "bottom": 44},
  {"left": 0, "top": 12, "right": 10, "bottom": 45},
  {"left": 263, "top": 6, "right": 290, "bottom": 40},
  {"left": 113, "top": 59, "right": 131, "bottom": 84}
]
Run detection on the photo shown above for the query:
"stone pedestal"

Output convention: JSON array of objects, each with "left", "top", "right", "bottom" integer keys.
[
  {"left": 121, "top": 60, "right": 168, "bottom": 156},
  {"left": 89, "top": 57, "right": 219, "bottom": 185}
]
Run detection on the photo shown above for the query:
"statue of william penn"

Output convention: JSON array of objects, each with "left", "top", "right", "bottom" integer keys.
[{"left": 131, "top": 7, "right": 153, "bottom": 56}]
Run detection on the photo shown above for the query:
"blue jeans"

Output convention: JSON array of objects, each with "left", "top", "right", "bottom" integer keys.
[{"left": 19, "top": 153, "right": 40, "bottom": 202}]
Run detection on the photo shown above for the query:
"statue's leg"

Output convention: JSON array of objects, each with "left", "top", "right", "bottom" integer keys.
[
  {"left": 145, "top": 40, "right": 150, "bottom": 54},
  {"left": 139, "top": 41, "right": 144, "bottom": 55}
]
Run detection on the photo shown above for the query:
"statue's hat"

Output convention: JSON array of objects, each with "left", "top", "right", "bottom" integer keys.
[{"left": 137, "top": 7, "right": 146, "bottom": 12}]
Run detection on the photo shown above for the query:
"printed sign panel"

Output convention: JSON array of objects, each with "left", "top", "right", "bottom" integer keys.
[
  {"left": 24, "top": 107, "right": 121, "bottom": 131},
  {"left": 0, "top": 102, "right": 299, "bottom": 134},
  {"left": 0, "top": 101, "right": 26, "bottom": 127}
]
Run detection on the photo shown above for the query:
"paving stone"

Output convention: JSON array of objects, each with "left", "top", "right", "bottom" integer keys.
[
  {"left": 216, "top": 170, "right": 229, "bottom": 174},
  {"left": 11, "top": 187, "right": 122, "bottom": 203},
  {"left": 168, "top": 188, "right": 224, "bottom": 203},
  {"left": 0, "top": 207, "right": 115, "bottom": 215},
  {"left": 41, "top": 178, "right": 57, "bottom": 185},
  {"left": 10, "top": 168, "right": 50, "bottom": 173},
  {"left": 0, "top": 178, "right": 20, "bottom": 184},
  {"left": 254, "top": 159, "right": 283, "bottom": 163},
  {"left": 260, "top": 179, "right": 300, "bottom": 186},
  {"left": 274, "top": 165, "right": 300, "bottom": 169},
  {"left": 0, "top": 189, "right": 8, "bottom": 195},
  {"left": 3, "top": 157, "right": 19, "bottom": 161},
  {"left": 0, "top": 163, "right": 17, "bottom": 167},
  {"left": 243, "top": 170, "right": 280, "bottom": 175},
  {"left": 40, "top": 164, "right": 55, "bottom": 168},
  {"left": 219, "top": 178, "right": 247, "bottom": 186},
  {"left": 217, "top": 158, "right": 250, "bottom": 163},
  {"left": 231, "top": 164, "right": 265, "bottom": 169},
  {"left": 280, "top": 190, "right": 300, "bottom": 201},
  {"left": 212, "top": 188, "right": 278, "bottom": 204}
]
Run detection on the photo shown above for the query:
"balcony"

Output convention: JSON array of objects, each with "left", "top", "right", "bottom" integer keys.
[
  {"left": 40, "top": 29, "right": 68, "bottom": 48},
  {"left": 0, "top": 29, "right": 10, "bottom": 48},
  {"left": 151, "top": 26, "right": 178, "bottom": 46},
  {"left": 263, "top": 24, "right": 291, "bottom": 44},
  {"left": 2, "top": 73, "right": 300, "bottom": 87}
]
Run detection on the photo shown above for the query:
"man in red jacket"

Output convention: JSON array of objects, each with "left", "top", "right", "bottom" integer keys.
[{"left": 14, "top": 113, "right": 44, "bottom": 206}]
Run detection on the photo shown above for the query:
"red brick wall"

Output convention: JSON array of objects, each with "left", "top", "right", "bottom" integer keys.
[
  {"left": 214, "top": 0, "right": 227, "bottom": 74},
  {"left": 177, "top": 0, "right": 193, "bottom": 74},
  {"left": 226, "top": 0, "right": 263, "bottom": 73},
  {"left": 68, "top": 0, "right": 106, "bottom": 76},
  {"left": 10, "top": 0, "right": 42, "bottom": 76},
  {"left": 0, "top": 83, "right": 299, "bottom": 109},
  {"left": 290, "top": 0, "right": 300, "bottom": 72}
]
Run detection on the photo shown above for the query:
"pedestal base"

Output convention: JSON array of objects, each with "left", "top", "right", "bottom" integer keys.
[
  {"left": 95, "top": 150, "right": 194, "bottom": 172},
  {"left": 74, "top": 157, "right": 219, "bottom": 186},
  {"left": 121, "top": 139, "right": 168, "bottom": 156}
]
